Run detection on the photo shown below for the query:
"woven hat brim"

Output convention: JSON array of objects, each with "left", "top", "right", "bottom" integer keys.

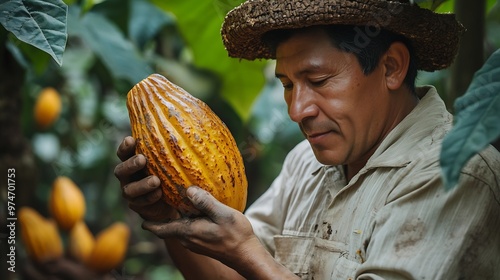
[{"left": 221, "top": 0, "right": 465, "bottom": 71}]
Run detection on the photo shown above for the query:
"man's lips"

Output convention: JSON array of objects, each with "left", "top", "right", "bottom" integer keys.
[
  {"left": 300, "top": 119, "right": 341, "bottom": 141},
  {"left": 306, "top": 131, "right": 332, "bottom": 138}
]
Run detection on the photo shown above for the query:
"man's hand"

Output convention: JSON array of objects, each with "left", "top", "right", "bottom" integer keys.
[
  {"left": 114, "top": 137, "right": 297, "bottom": 279},
  {"left": 142, "top": 186, "right": 259, "bottom": 268},
  {"left": 114, "top": 136, "right": 179, "bottom": 221},
  {"left": 142, "top": 186, "right": 299, "bottom": 280}
]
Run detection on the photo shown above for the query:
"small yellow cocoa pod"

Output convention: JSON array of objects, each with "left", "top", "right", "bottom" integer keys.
[
  {"left": 126, "top": 74, "right": 248, "bottom": 217},
  {"left": 43, "top": 218, "right": 64, "bottom": 261},
  {"left": 34, "top": 87, "right": 62, "bottom": 129},
  {"left": 68, "top": 220, "right": 95, "bottom": 263},
  {"left": 49, "top": 176, "right": 86, "bottom": 230},
  {"left": 85, "top": 222, "right": 130, "bottom": 273},
  {"left": 18, "top": 207, "right": 63, "bottom": 263}
]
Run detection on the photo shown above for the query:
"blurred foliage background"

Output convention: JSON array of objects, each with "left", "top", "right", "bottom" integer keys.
[{"left": 0, "top": 0, "right": 499, "bottom": 279}]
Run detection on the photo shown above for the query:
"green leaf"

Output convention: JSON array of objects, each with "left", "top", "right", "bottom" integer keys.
[
  {"left": 0, "top": 0, "right": 68, "bottom": 65},
  {"left": 5, "top": 35, "right": 52, "bottom": 74},
  {"left": 434, "top": 0, "right": 454, "bottom": 13},
  {"left": 17, "top": 39, "right": 52, "bottom": 74},
  {"left": 440, "top": 49, "right": 500, "bottom": 190},
  {"left": 487, "top": 0, "right": 498, "bottom": 13},
  {"left": 430, "top": 0, "right": 449, "bottom": 10},
  {"left": 91, "top": 0, "right": 130, "bottom": 34},
  {"left": 67, "top": 6, "right": 152, "bottom": 84},
  {"left": 152, "top": 0, "right": 267, "bottom": 121},
  {"left": 410, "top": 0, "right": 452, "bottom": 11},
  {"left": 128, "top": 0, "right": 174, "bottom": 49}
]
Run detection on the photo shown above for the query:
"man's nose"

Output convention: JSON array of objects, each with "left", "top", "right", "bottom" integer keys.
[{"left": 287, "top": 86, "right": 318, "bottom": 123}]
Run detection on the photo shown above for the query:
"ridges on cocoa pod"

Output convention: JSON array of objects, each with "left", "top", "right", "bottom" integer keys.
[
  {"left": 85, "top": 222, "right": 130, "bottom": 273},
  {"left": 49, "top": 176, "right": 86, "bottom": 231},
  {"left": 18, "top": 207, "right": 63, "bottom": 263},
  {"left": 68, "top": 220, "right": 95, "bottom": 263},
  {"left": 126, "top": 74, "right": 248, "bottom": 217}
]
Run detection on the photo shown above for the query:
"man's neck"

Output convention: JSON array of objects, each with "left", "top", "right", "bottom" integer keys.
[{"left": 345, "top": 89, "right": 419, "bottom": 181}]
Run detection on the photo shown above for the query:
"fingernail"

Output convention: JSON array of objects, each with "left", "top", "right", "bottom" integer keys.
[
  {"left": 186, "top": 186, "right": 198, "bottom": 198},
  {"left": 124, "top": 136, "right": 132, "bottom": 147},
  {"left": 148, "top": 176, "right": 160, "bottom": 187},
  {"left": 134, "top": 154, "right": 144, "bottom": 165}
]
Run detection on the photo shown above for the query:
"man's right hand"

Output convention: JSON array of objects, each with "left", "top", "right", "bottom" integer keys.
[{"left": 114, "top": 136, "right": 179, "bottom": 221}]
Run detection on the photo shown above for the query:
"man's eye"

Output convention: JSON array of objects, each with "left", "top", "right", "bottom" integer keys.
[
  {"left": 282, "top": 83, "right": 293, "bottom": 90},
  {"left": 310, "top": 79, "right": 327, "bottom": 87}
]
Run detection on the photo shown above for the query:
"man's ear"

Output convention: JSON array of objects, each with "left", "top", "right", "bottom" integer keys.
[{"left": 382, "top": 41, "right": 410, "bottom": 90}]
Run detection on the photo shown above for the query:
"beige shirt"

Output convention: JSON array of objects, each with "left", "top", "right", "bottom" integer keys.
[{"left": 245, "top": 86, "right": 500, "bottom": 280}]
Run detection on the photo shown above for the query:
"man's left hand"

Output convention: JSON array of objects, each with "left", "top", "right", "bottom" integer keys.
[{"left": 142, "top": 186, "right": 259, "bottom": 266}]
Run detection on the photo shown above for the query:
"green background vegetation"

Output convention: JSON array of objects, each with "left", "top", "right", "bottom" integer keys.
[{"left": 1, "top": 0, "right": 499, "bottom": 279}]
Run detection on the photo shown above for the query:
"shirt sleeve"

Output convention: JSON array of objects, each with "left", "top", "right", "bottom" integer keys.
[{"left": 356, "top": 152, "right": 500, "bottom": 279}]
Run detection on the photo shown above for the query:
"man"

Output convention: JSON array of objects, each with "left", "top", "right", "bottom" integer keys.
[{"left": 114, "top": 0, "right": 500, "bottom": 279}]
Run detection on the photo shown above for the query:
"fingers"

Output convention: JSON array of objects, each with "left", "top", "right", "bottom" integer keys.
[
  {"left": 116, "top": 136, "right": 136, "bottom": 162},
  {"left": 123, "top": 175, "right": 161, "bottom": 199},
  {"left": 130, "top": 200, "right": 180, "bottom": 222},
  {"left": 114, "top": 154, "right": 147, "bottom": 183},
  {"left": 143, "top": 186, "right": 237, "bottom": 236},
  {"left": 186, "top": 186, "right": 235, "bottom": 223},
  {"left": 124, "top": 176, "right": 162, "bottom": 210},
  {"left": 142, "top": 218, "right": 213, "bottom": 240},
  {"left": 115, "top": 136, "right": 177, "bottom": 222},
  {"left": 142, "top": 220, "right": 183, "bottom": 238},
  {"left": 127, "top": 188, "right": 163, "bottom": 208}
]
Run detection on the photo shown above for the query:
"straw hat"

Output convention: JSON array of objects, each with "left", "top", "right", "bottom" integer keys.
[{"left": 221, "top": 0, "right": 465, "bottom": 71}]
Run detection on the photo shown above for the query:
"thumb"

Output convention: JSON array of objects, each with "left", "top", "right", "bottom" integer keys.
[{"left": 186, "top": 186, "right": 229, "bottom": 221}]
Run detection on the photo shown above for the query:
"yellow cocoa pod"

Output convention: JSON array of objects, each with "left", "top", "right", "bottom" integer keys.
[
  {"left": 34, "top": 87, "right": 62, "bottom": 129},
  {"left": 49, "top": 176, "right": 86, "bottom": 230},
  {"left": 85, "top": 222, "right": 130, "bottom": 273},
  {"left": 126, "top": 74, "right": 248, "bottom": 217},
  {"left": 18, "top": 207, "right": 63, "bottom": 263},
  {"left": 68, "top": 220, "right": 95, "bottom": 263}
]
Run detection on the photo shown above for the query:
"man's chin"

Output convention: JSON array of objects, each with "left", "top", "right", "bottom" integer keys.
[{"left": 310, "top": 147, "right": 345, "bottom": 166}]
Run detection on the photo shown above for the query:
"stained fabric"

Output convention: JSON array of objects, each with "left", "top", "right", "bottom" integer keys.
[{"left": 245, "top": 86, "right": 500, "bottom": 280}]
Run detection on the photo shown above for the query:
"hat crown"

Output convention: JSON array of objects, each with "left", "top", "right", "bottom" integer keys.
[{"left": 221, "top": 0, "right": 465, "bottom": 71}]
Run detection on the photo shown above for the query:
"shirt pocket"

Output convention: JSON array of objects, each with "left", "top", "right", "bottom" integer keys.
[
  {"left": 310, "top": 238, "right": 361, "bottom": 280},
  {"left": 274, "top": 235, "right": 314, "bottom": 279}
]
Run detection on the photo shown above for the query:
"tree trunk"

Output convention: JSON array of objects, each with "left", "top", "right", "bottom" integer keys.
[
  {"left": 448, "top": 0, "right": 486, "bottom": 109},
  {"left": 0, "top": 28, "right": 39, "bottom": 280},
  {"left": 0, "top": 32, "right": 38, "bottom": 216}
]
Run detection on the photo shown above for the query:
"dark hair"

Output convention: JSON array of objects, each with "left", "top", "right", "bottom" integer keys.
[{"left": 263, "top": 25, "right": 418, "bottom": 93}]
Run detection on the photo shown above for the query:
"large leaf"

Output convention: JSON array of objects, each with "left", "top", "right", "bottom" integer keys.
[
  {"left": 152, "top": 0, "right": 267, "bottom": 121},
  {"left": 409, "top": 0, "right": 451, "bottom": 11},
  {"left": 411, "top": 0, "right": 498, "bottom": 13},
  {"left": 67, "top": 6, "right": 152, "bottom": 85},
  {"left": 440, "top": 49, "right": 500, "bottom": 190},
  {"left": 128, "top": 0, "right": 174, "bottom": 49},
  {"left": 434, "top": 0, "right": 498, "bottom": 13},
  {"left": 0, "top": 0, "right": 68, "bottom": 65}
]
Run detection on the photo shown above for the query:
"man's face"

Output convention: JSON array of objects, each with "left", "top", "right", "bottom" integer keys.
[{"left": 275, "top": 27, "right": 394, "bottom": 166}]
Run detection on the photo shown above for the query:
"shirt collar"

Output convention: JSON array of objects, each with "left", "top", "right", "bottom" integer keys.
[{"left": 365, "top": 86, "right": 452, "bottom": 169}]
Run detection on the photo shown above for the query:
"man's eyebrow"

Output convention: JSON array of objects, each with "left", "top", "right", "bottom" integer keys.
[{"left": 275, "top": 63, "right": 324, "bottom": 79}]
